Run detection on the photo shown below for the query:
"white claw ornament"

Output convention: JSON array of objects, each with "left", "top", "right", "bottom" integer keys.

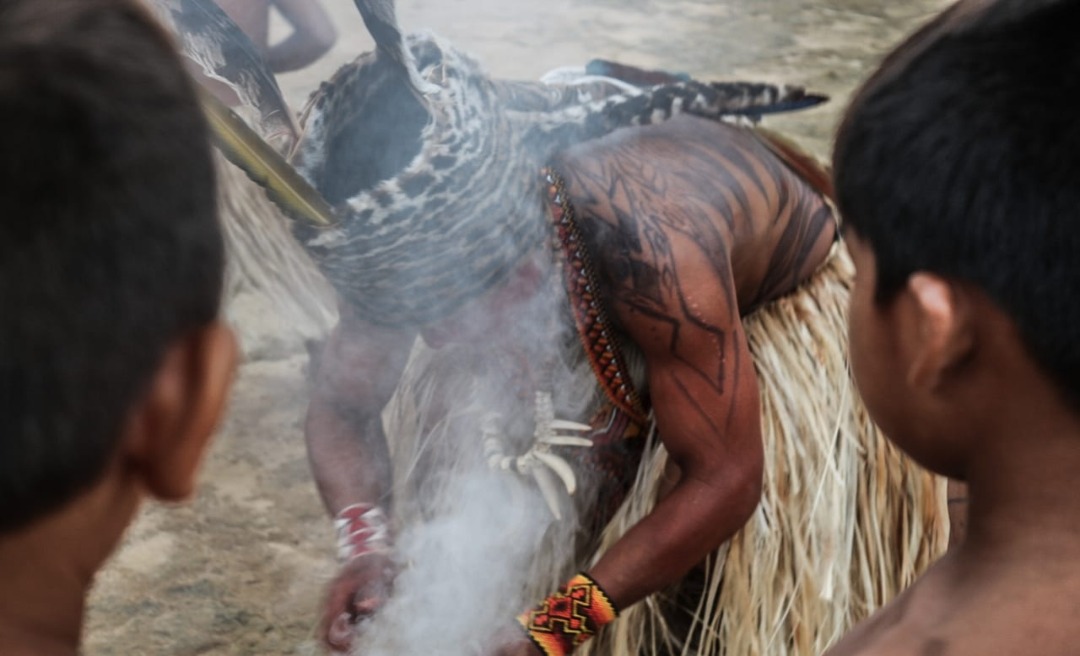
[{"left": 482, "top": 391, "right": 593, "bottom": 519}]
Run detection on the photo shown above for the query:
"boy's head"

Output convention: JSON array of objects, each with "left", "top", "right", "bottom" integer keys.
[
  {"left": 0, "top": 0, "right": 236, "bottom": 536},
  {"left": 834, "top": 0, "right": 1080, "bottom": 475}
]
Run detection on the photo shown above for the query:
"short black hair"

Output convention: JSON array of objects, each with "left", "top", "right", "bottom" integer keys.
[
  {"left": 834, "top": 0, "right": 1080, "bottom": 408},
  {"left": 0, "top": 0, "right": 222, "bottom": 532}
]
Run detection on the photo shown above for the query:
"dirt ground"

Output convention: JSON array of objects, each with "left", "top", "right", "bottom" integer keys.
[{"left": 85, "top": 1, "right": 950, "bottom": 654}]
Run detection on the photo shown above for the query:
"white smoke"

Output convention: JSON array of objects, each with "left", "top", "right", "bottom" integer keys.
[
  {"left": 155, "top": 1, "right": 648, "bottom": 651},
  {"left": 355, "top": 470, "right": 553, "bottom": 655},
  {"left": 353, "top": 250, "right": 614, "bottom": 654}
]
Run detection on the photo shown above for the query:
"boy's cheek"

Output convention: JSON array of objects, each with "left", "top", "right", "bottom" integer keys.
[
  {"left": 851, "top": 337, "right": 958, "bottom": 477},
  {"left": 850, "top": 327, "right": 891, "bottom": 428},
  {"left": 848, "top": 297, "right": 905, "bottom": 444}
]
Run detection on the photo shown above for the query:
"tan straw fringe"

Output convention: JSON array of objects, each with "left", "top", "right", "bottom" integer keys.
[
  {"left": 216, "top": 154, "right": 337, "bottom": 340},
  {"left": 579, "top": 241, "right": 949, "bottom": 656},
  {"left": 379, "top": 237, "right": 947, "bottom": 656}
]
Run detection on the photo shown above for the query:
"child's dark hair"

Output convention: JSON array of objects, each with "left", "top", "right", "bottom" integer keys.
[
  {"left": 834, "top": 0, "right": 1080, "bottom": 408},
  {"left": 0, "top": 0, "right": 222, "bottom": 532}
]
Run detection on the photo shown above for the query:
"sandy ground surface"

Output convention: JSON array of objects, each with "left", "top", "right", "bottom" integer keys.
[{"left": 85, "top": 1, "right": 950, "bottom": 654}]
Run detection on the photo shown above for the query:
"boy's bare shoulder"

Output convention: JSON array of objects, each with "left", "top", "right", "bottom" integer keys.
[
  {"left": 827, "top": 558, "right": 1080, "bottom": 656},
  {"left": 824, "top": 579, "right": 935, "bottom": 656}
]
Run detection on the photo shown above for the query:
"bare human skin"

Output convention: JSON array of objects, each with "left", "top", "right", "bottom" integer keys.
[
  {"left": 0, "top": 325, "right": 237, "bottom": 656},
  {"left": 306, "top": 115, "right": 837, "bottom": 654},
  {"left": 216, "top": 0, "right": 336, "bottom": 73},
  {"left": 821, "top": 0, "right": 1080, "bottom": 652},
  {"left": 823, "top": 235, "right": 1080, "bottom": 656},
  {"left": 947, "top": 479, "right": 968, "bottom": 548}
]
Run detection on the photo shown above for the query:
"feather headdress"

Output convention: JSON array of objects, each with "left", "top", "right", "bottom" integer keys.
[{"left": 153, "top": 0, "right": 828, "bottom": 327}]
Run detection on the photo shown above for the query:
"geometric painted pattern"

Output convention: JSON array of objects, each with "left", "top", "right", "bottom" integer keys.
[{"left": 517, "top": 573, "right": 619, "bottom": 656}]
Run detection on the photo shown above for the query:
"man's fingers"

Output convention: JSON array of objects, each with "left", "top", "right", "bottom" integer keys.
[
  {"left": 327, "top": 611, "right": 355, "bottom": 651},
  {"left": 353, "top": 594, "right": 384, "bottom": 616},
  {"left": 321, "top": 553, "right": 396, "bottom": 651}
]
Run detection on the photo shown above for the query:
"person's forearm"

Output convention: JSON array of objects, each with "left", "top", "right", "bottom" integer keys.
[
  {"left": 267, "top": 0, "right": 336, "bottom": 73},
  {"left": 588, "top": 463, "right": 762, "bottom": 609},
  {"left": 303, "top": 307, "right": 414, "bottom": 517},
  {"left": 305, "top": 394, "right": 393, "bottom": 516},
  {"left": 514, "top": 464, "right": 760, "bottom": 656},
  {"left": 265, "top": 32, "right": 331, "bottom": 73}
]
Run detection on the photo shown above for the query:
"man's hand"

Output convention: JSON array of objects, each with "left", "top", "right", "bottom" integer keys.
[
  {"left": 320, "top": 551, "right": 396, "bottom": 652},
  {"left": 484, "top": 625, "right": 542, "bottom": 656},
  {"left": 490, "top": 639, "right": 542, "bottom": 656}
]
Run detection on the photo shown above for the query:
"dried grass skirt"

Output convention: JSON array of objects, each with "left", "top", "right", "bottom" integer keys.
[{"left": 580, "top": 241, "right": 949, "bottom": 656}]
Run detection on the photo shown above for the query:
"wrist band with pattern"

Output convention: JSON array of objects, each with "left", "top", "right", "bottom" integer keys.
[
  {"left": 516, "top": 572, "right": 618, "bottom": 656},
  {"left": 333, "top": 503, "right": 390, "bottom": 562}
]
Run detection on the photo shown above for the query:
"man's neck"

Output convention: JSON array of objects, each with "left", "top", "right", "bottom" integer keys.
[
  {"left": 955, "top": 400, "right": 1080, "bottom": 577},
  {"left": 0, "top": 626, "right": 80, "bottom": 656},
  {"left": 0, "top": 541, "right": 87, "bottom": 656},
  {"left": 0, "top": 471, "right": 140, "bottom": 656}
]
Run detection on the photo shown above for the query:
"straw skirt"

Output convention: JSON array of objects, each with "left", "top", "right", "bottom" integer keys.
[{"left": 580, "top": 241, "right": 949, "bottom": 656}]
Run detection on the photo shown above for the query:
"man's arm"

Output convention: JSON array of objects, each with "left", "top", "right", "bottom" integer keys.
[
  {"left": 305, "top": 302, "right": 416, "bottom": 650},
  {"left": 557, "top": 135, "right": 766, "bottom": 607},
  {"left": 265, "top": 0, "right": 336, "bottom": 73},
  {"left": 306, "top": 305, "right": 414, "bottom": 514}
]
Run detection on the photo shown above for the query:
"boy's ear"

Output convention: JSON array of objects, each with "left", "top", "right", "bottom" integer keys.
[
  {"left": 124, "top": 322, "right": 238, "bottom": 502},
  {"left": 901, "top": 273, "right": 974, "bottom": 392}
]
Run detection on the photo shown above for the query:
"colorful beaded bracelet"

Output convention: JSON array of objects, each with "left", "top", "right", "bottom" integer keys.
[
  {"left": 333, "top": 503, "right": 390, "bottom": 562},
  {"left": 517, "top": 572, "right": 618, "bottom": 656}
]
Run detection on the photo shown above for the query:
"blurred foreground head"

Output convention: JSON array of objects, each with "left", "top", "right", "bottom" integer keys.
[
  {"left": 835, "top": 0, "right": 1080, "bottom": 472},
  {"left": 0, "top": 0, "right": 235, "bottom": 535}
]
